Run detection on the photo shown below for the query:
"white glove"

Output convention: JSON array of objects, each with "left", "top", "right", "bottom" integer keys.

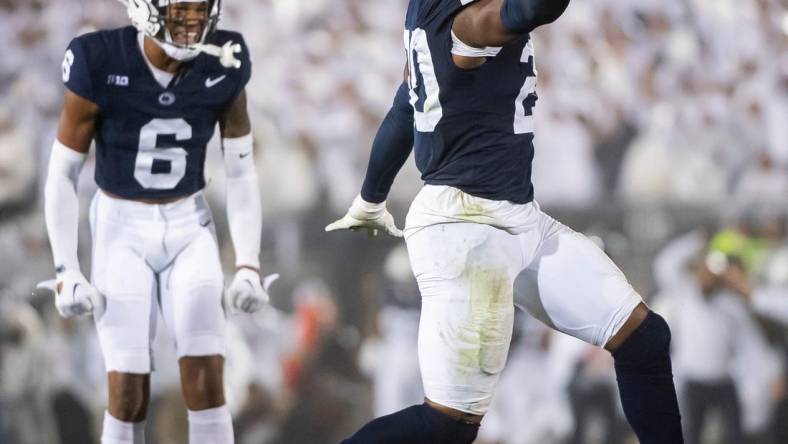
[
  {"left": 325, "top": 195, "right": 403, "bottom": 238},
  {"left": 225, "top": 269, "right": 279, "bottom": 314},
  {"left": 41, "top": 271, "right": 105, "bottom": 318}
]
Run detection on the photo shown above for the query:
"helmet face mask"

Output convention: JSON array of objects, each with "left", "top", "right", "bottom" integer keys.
[
  {"left": 159, "top": 1, "right": 220, "bottom": 49},
  {"left": 128, "top": 0, "right": 222, "bottom": 61}
]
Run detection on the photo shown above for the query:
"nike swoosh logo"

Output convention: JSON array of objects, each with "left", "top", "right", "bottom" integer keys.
[
  {"left": 200, "top": 220, "right": 212, "bottom": 227},
  {"left": 239, "top": 152, "right": 251, "bottom": 159},
  {"left": 205, "top": 75, "right": 227, "bottom": 88}
]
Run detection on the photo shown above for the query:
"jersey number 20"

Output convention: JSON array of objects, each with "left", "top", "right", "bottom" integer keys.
[
  {"left": 405, "top": 29, "right": 537, "bottom": 134},
  {"left": 134, "top": 118, "right": 190, "bottom": 190}
]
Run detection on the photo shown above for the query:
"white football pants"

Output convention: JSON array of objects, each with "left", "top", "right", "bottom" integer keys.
[
  {"left": 404, "top": 185, "right": 642, "bottom": 415},
  {"left": 89, "top": 190, "right": 226, "bottom": 374}
]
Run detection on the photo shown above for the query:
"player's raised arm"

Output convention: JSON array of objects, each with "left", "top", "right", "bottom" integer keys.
[
  {"left": 325, "top": 69, "right": 414, "bottom": 238},
  {"left": 453, "top": 0, "right": 571, "bottom": 48},
  {"left": 219, "top": 89, "right": 277, "bottom": 314},
  {"left": 44, "top": 89, "right": 104, "bottom": 318}
]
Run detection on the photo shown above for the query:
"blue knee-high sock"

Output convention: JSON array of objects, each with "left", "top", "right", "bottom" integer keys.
[
  {"left": 612, "top": 311, "right": 684, "bottom": 444},
  {"left": 341, "top": 403, "right": 479, "bottom": 444}
]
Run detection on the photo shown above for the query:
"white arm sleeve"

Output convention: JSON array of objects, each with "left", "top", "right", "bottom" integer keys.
[
  {"left": 44, "top": 140, "right": 86, "bottom": 275},
  {"left": 223, "top": 134, "right": 262, "bottom": 269}
]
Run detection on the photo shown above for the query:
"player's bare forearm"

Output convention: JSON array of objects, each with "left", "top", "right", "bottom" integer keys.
[
  {"left": 57, "top": 90, "right": 99, "bottom": 152},
  {"left": 219, "top": 89, "right": 251, "bottom": 139},
  {"left": 454, "top": 0, "right": 515, "bottom": 48},
  {"left": 454, "top": 0, "right": 570, "bottom": 48}
]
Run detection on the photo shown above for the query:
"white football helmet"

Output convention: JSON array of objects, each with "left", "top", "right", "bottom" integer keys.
[{"left": 125, "top": 0, "right": 223, "bottom": 62}]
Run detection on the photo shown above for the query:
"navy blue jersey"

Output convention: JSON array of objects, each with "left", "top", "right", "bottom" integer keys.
[
  {"left": 405, "top": 0, "right": 537, "bottom": 204},
  {"left": 62, "top": 26, "right": 251, "bottom": 199}
]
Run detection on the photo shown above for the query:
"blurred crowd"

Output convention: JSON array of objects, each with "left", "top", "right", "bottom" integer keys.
[{"left": 0, "top": 0, "right": 787, "bottom": 443}]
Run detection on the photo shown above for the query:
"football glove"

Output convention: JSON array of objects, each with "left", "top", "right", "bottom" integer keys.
[
  {"left": 325, "top": 195, "right": 403, "bottom": 238},
  {"left": 226, "top": 269, "right": 279, "bottom": 314},
  {"left": 42, "top": 271, "right": 105, "bottom": 318}
]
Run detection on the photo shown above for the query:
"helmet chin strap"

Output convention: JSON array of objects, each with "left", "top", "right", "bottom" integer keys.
[
  {"left": 152, "top": 37, "right": 242, "bottom": 69},
  {"left": 157, "top": 27, "right": 201, "bottom": 61}
]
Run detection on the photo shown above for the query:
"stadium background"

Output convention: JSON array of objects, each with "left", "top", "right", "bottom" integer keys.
[{"left": 0, "top": 0, "right": 787, "bottom": 443}]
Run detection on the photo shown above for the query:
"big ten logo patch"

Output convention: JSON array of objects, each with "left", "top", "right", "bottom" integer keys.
[{"left": 107, "top": 74, "right": 130, "bottom": 86}]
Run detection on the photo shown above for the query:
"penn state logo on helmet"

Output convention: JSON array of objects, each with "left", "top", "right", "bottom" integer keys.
[{"left": 121, "top": 0, "right": 242, "bottom": 68}]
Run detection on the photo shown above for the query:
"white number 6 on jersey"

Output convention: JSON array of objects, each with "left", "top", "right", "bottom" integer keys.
[
  {"left": 134, "top": 118, "right": 190, "bottom": 190},
  {"left": 62, "top": 49, "right": 74, "bottom": 82}
]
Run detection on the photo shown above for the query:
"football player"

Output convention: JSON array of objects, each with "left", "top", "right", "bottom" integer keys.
[
  {"left": 44, "top": 1, "right": 271, "bottom": 443},
  {"left": 327, "top": 0, "right": 683, "bottom": 443}
]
